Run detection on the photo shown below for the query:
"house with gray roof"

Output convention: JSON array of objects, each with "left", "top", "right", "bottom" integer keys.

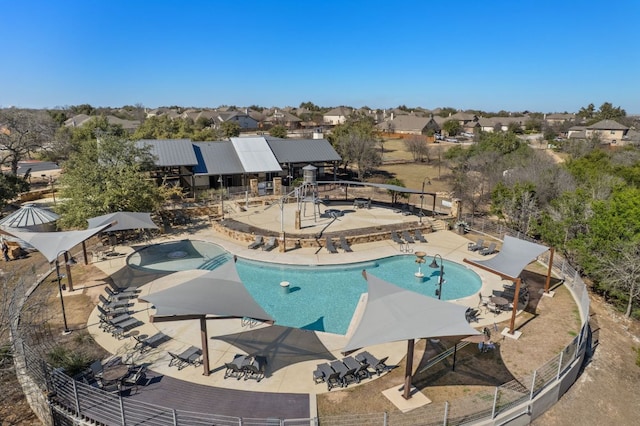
[
  {"left": 262, "top": 109, "right": 302, "bottom": 129},
  {"left": 323, "top": 107, "right": 353, "bottom": 125},
  {"left": 586, "top": 119, "right": 629, "bottom": 144},
  {"left": 376, "top": 115, "right": 440, "bottom": 135}
]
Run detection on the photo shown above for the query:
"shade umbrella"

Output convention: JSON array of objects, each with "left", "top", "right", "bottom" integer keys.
[
  {"left": 87, "top": 211, "right": 158, "bottom": 231},
  {"left": 0, "top": 203, "right": 59, "bottom": 231},
  {"left": 216, "top": 324, "right": 335, "bottom": 376},
  {"left": 344, "top": 270, "right": 481, "bottom": 399},
  {"left": 140, "top": 260, "right": 274, "bottom": 376},
  {"left": 2, "top": 224, "right": 112, "bottom": 291},
  {"left": 464, "top": 235, "right": 550, "bottom": 333}
]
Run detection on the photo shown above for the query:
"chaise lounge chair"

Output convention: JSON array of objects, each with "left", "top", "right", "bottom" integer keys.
[
  {"left": 355, "top": 351, "right": 389, "bottom": 376},
  {"left": 262, "top": 236, "right": 277, "bottom": 251},
  {"left": 480, "top": 242, "right": 497, "bottom": 256},
  {"left": 243, "top": 355, "right": 267, "bottom": 382},
  {"left": 224, "top": 354, "right": 249, "bottom": 380},
  {"left": 325, "top": 236, "right": 338, "bottom": 254},
  {"left": 467, "top": 238, "right": 485, "bottom": 252},
  {"left": 105, "top": 286, "right": 138, "bottom": 301},
  {"left": 168, "top": 346, "right": 202, "bottom": 370},
  {"left": 391, "top": 231, "right": 404, "bottom": 244},
  {"left": 414, "top": 229, "right": 428, "bottom": 243},
  {"left": 133, "top": 332, "right": 171, "bottom": 354},
  {"left": 248, "top": 235, "right": 264, "bottom": 250},
  {"left": 402, "top": 231, "right": 415, "bottom": 243},
  {"left": 339, "top": 236, "right": 352, "bottom": 252}
]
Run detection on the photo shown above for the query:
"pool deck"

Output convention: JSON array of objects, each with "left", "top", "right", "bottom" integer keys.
[{"left": 86, "top": 204, "right": 515, "bottom": 416}]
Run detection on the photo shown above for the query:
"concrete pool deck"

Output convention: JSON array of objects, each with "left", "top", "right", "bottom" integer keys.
[{"left": 87, "top": 216, "right": 513, "bottom": 399}]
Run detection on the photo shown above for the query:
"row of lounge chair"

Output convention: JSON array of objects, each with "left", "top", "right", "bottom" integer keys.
[
  {"left": 313, "top": 351, "right": 390, "bottom": 391},
  {"left": 247, "top": 235, "right": 277, "bottom": 251},
  {"left": 97, "top": 286, "right": 143, "bottom": 339},
  {"left": 391, "top": 230, "right": 428, "bottom": 245},
  {"left": 223, "top": 354, "right": 268, "bottom": 382},
  {"left": 467, "top": 239, "right": 498, "bottom": 256}
]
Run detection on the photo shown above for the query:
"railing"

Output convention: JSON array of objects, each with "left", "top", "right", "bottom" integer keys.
[{"left": 12, "top": 218, "right": 592, "bottom": 425}]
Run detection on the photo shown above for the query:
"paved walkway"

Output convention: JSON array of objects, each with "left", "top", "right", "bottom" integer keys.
[{"left": 85, "top": 203, "right": 513, "bottom": 417}]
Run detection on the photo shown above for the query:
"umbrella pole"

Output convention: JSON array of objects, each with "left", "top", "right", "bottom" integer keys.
[
  {"left": 403, "top": 339, "right": 415, "bottom": 400},
  {"left": 200, "top": 317, "right": 210, "bottom": 376},
  {"left": 452, "top": 343, "right": 457, "bottom": 371}
]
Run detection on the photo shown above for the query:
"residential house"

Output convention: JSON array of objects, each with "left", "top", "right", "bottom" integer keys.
[
  {"left": 323, "top": 107, "right": 352, "bottom": 125},
  {"left": 545, "top": 113, "right": 576, "bottom": 125},
  {"left": 567, "top": 125, "right": 587, "bottom": 139},
  {"left": 376, "top": 115, "right": 440, "bottom": 135},
  {"left": 448, "top": 112, "right": 478, "bottom": 126},
  {"left": 585, "top": 119, "right": 629, "bottom": 144},
  {"left": 262, "top": 109, "right": 302, "bottom": 129}
]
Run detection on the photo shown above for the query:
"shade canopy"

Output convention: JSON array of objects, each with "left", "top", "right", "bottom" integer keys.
[
  {"left": 343, "top": 271, "right": 480, "bottom": 352},
  {"left": 0, "top": 203, "right": 59, "bottom": 229},
  {"left": 465, "top": 235, "right": 549, "bottom": 279},
  {"left": 216, "top": 324, "right": 335, "bottom": 375},
  {"left": 87, "top": 212, "right": 158, "bottom": 232},
  {"left": 2, "top": 224, "right": 112, "bottom": 262},
  {"left": 141, "top": 261, "right": 273, "bottom": 322}
]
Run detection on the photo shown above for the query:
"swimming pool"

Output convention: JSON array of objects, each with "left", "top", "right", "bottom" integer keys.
[{"left": 128, "top": 241, "right": 482, "bottom": 335}]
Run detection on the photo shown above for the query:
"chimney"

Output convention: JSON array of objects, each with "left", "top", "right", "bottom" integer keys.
[{"left": 390, "top": 112, "right": 394, "bottom": 121}]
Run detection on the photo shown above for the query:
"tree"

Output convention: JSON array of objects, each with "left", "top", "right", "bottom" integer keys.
[
  {"left": 442, "top": 119, "right": 461, "bottom": 136},
  {"left": 386, "top": 178, "right": 408, "bottom": 204},
  {"left": 221, "top": 121, "right": 240, "bottom": 138},
  {"left": 0, "top": 173, "right": 30, "bottom": 209},
  {"left": 56, "top": 135, "right": 164, "bottom": 228},
  {"left": 269, "top": 125, "right": 288, "bottom": 139},
  {"left": 0, "top": 108, "right": 56, "bottom": 174},
  {"left": 328, "top": 117, "right": 381, "bottom": 180},
  {"left": 403, "top": 135, "right": 428, "bottom": 162}
]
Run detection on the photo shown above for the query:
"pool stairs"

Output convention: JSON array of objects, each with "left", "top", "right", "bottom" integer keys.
[{"left": 198, "top": 254, "right": 231, "bottom": 270}]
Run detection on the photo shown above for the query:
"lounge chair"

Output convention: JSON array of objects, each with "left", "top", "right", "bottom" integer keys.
[
  {"left": 248, "top": 235, "right": 264, "bottom": 250},
  {"left": 326, "top": 370, "right": 342, "bottom": 391},
  {"left": 105, "top": 286, "right": 137, "bottom": 301},
  {"left": 109, "top": 317, "right": 143, "bottom": 339},
  {"left": 97, "top": 304, "right": 131, "bottom": 321},
  {"left": 243, "top": 356, "right": 267, "bottom": 381},
  {"left": 224, "top": 354, "right": 248, "bottom": 379},
  {"left": 108, "top": 282, "right": 140, "bottom": 295},
  {"left": 414, "top": 229, "right": 428, "bottom": 243},
  {"left": 169, "top": 346, "right": 202, "bottom": 370},
  {"left": 342, "top": 356, "right": 369, "bottom": 383},
  {"left": 402, "top": 231, "right": 415, "bottom": 243},
  {"left": 355, "top": 351, "right": 389, "bottom": 376},
  {"left": 480, "top": 242, "right": 497, "bottom": 256},
  {"left": 133, "top": 332, "right": 170, "bottom": 353},
  {"left": 262, "top": 236, "right": 277, "bottom": 251},
  {"left": 98, "top": 294, "right": 131, "bottom": 311},
  {"left": 99, "top": 313, "right": 134, "bottom": 332},
  {"left": 325, "top": 237, "right": 338, "bottom": 254},
  {"left": 391, "top": 231, "right": 404, "bottom": 244},
  {"left": 467, "top": 239, "right": 485, "bottom": 252},
  {"left": 339, "top": 236, "right": 352, "bottom": 252},
  {"left": 313, "top": 363, "right": 334, "bottom": 384}
]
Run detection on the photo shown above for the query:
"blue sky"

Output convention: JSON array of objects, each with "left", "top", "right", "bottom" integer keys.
[{"left": 2, "top": 0, "right": 639, "bottom": 113}]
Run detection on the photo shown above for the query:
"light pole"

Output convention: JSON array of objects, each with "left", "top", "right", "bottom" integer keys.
[
  {"left": 419, "top": 176, "right": 431, "bottom": 223},
  {"left": 55, "top": 251, "right": 76, "bottom": 335},
  {"left": 429, "top": 254, "right": 445, "bottom": 299},
  {"left": 218, "top": 175, "right": 224, "bottom": 220}
]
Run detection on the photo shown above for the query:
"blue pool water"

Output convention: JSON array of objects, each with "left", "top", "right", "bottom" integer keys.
[{"left": 128, "top": 241, "right": 482, "bottom": 335}]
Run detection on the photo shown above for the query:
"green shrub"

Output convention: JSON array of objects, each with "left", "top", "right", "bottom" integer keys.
[{"left": 47, "top": 345, "right": 93, "bottom": 378}]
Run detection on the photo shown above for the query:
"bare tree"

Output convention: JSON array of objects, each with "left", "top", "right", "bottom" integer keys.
[
  {"left": 0, "top": 109, "right": 56, "bottom": 174},
  {"left": 403, "top": 135, "right": 428, "bottom": 162},
  {"left": 597, "top": 242, "right": 640, "bottom": 317}
]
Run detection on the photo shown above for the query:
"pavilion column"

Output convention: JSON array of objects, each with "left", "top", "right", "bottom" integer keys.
[
  {"left": 508, "top": 277, "right": 522, "bottom": 334},
  {"left": 63, "top": 252, "right": 74, "bottom": 292},
  {"left": 200, "top": 317, "right": 210, "bottom": 376},
  {"left": 544, "top": 248, "right": 555, "bottom": 293},
  {"left": 403, "top": 339, "right": 415, "bottom": 400}
]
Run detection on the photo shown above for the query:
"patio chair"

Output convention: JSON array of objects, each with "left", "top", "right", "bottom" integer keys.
[
  {"left": 248, "top": 235, "right": 264, "bottom": 250},
  {"left": 243, "top": 356, "right": 267, "bottom": 382},
  {"left": 339, "top": 235, "right": 353, "bottom": 252},
  {"left": 105, "top": 286, "right": 138, "bottom": 301},
  {"left": 120, "top": 365, "right": 147, "bottom": 394},
  {"left": 325, "top": 237, "right": 338, "bottom": 254},
  {"left": 402, "top": 231, "right": 415, "bottom": 243},
  {"left": 478, "top": 293, "right": 491, "bottom": 309},
  {"left": 391, "top": 231, "right": 404, "bottom": 244},
  {"left": 98, "top": 294, "right": 131, "bottom": 311},
  {"left": 313, "top": 363, "right": 334, "bottom": 384},
  {"left": 99, "top": 313, "right": 134, "bottom": 332},
  {"left": 355, "top": 351, "right": 389, "bottom": 376},
  {"left": 224, "top": 354, "right": 248, "bottom": 380},
  {"left": 97, "top": 304, "right": 131, "bottom": 321},
  {"left": 465, "top": 307, "right": 479, "bottom": 323},
  {"left": 326, "top": 371, "right": 342, "bottom": 391},
  {"left": 480, "top": 242, "right": 497, "bottom": 256},
  {"left": 467, "top": 238, "right": 485, "bottom": 252},
  {"left": 108, "top": 282, "right": 140, "bottom": 295},
  {"left": 414, "top": 229, "right": 428, "bottom": 243},
  {"left": 110, "top": 317, "right": 143, "bottom": 339},
  {"left": 133, "top": 332, "right": 170, "bottom": 353},
  {"left": 262, "top": 236, "right": 277, "bottom": 251},
  {"left": 169, "top": 346, "right": 202, "bottom": 370}
]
